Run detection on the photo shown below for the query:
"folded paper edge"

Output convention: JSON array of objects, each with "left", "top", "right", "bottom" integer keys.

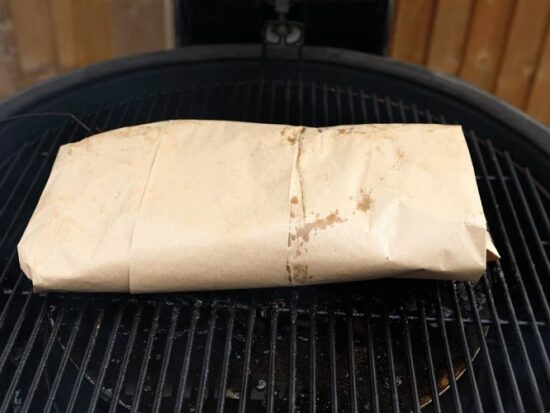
[{"left": 486, "top": 231, "right": 500, "bottom": 262}]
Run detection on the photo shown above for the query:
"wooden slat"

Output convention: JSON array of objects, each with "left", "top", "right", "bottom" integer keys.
[
  {"left": 390, "top": 0, "right": 436, "bottom": 65},
  {"left": 527, "top": 24, "right": 550, "bottom": 125},
  {"left": 71, "top": 0, "right": 112, "bottom": 67},
  {"left": 163, "top": 0, "right": 175, "bottom": 49},
  {"left": 0, "top": 0, "right": 19, "bottom": 98},
  {"left": 9, "top": 0, "right": 56, "bottom": 75},
  {"left": 495, "top": 0, "right": 550, "bottom": 108},
  {"left": 49, "top": 0, "right": 77, "bottom": 71},
  {"left": 110, "top": 0, "right": 169, "bottom": 56},
  {"left": 426, "top": 0, "right": 473, "bottom": 75},
  {"left": 460, "top": 0, "right": 516, "bottom": 90}
]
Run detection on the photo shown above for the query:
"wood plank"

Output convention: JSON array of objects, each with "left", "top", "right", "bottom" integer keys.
[
  {"left": 389, "top": 0, "right": 436, "bottom": 65},
  {"left": 110, "top": 0, "right": 169, "bottom": 57},
  {"left": 527, "top": 24, "right": 550, "bottom": 125},
  {"left": 71, "top": 0, "right": 112, "bottom": 66},
  {"left": 163, "top": 0, "right": 175, "bottom": 49},
  {"left": 494, "top": 0, "right": 550, "bottom": 108},
  {"left": 460, "top": 0, "right": 516, "bottom": 91},
  {"left": 49, "top": 0, "right": 77, "bottom": 71},
  {"left": 0, "top": 0, "right": 19, "bottom": 98},
  {"left": 426, "top": 0, "right": 474, "bottom": 75},
  {"left": 9, "top": 0, "right": 57, "bottom": 75}
]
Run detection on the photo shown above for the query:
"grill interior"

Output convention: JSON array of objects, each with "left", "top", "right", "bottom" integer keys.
[{"left": 0, "top": 56, "right": 550, "bottom": 412}]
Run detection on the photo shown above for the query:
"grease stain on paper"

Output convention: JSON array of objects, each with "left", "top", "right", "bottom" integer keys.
[
  {"left": 292, "top": 263, "right": 310, "bottom": 283},
  {"left": 296, "top": 210, "right": 345, "bottom": 242},
  {"left": 356, "top": 193, "right": 373, "bottom": 212}
]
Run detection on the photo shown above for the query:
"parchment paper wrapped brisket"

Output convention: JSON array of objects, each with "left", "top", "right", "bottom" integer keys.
[{"left": 18, "top": 120, "right": 498, "bottom": 293}]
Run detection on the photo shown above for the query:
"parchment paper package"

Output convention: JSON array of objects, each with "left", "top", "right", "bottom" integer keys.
[{"left": 18, "top": 120, "right": 498, "bottom": 293}]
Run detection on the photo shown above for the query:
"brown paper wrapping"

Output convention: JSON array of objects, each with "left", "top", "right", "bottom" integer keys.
[{"left": 17, "top": 120, "right": 498, "bottom": 293}]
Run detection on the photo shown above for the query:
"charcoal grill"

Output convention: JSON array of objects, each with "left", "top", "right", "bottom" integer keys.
[{"left": 0, "top": 45, "right": 549, "bottom": 412}]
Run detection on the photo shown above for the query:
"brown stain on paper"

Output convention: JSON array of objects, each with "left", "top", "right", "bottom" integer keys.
[
  {"left": 292, "top": 263, "right": 309, "bottom": 283},
  {"left": 296, "top": 210, "right": 345, "bottom": 242},
  {"left": 356, "top": 193, "right": 373, "bottom": 212}
]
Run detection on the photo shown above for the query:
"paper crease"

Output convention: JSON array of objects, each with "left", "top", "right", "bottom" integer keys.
[{"left": 127, "top": 123, "right": 166, "bottom": 293}]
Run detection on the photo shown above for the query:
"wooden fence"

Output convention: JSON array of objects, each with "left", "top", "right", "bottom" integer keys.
[
  {"left": 0, "top": 0, "right": 174, "bottom": 97},
  {"left": 0, "top": 0, "right": 549, "bottom": 126},
  {"left": 390, "top": 0, "right": 550, "bottom": 126}
]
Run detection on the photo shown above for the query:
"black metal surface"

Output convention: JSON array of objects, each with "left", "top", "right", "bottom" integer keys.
[
  {"left": 0, "top": 46, "right": 549, "bottom": 412},
  {"left": 175, "top": 0, "right": 392, "bottom": 55}
]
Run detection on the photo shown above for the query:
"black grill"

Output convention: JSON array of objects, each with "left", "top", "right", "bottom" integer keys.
[{"left": 0, "top": 46, "right": 549, "bottom": 412}]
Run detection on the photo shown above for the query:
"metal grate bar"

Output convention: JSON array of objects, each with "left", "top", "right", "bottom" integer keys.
[
  {"left": 366, "top": 314, "right": 380, "bottom": 413},
  {"left": 0, "top": 129, "right": 52, "bottom": 220},
  {"left": 449, "top": 283, "right": 484, "bottom": 412},
  {"left": 109, "top": 304, "right": 144, "bottom": 413},
  {"left": 383, "top": 304, "right": 400, "bottom": 413},
  {"left": 311, "top": 81, "right": 317, "bottom": 126},
  {"left": 216, "top": 305, "right": 235, "bottom": 413},
  {"left": 88, "top": 304, "right": 125, "bottom": 413},
  {"left": 43, "top": 307, "right": 86, "bottom": 413},
  {"left": 464, "top": 283, "right": 509, "bottom": 412},
  {"left": 347, "top": 87, "right": 355, "bottom": 124},
  {"left": 243, "top": 81, "right": 253, "bottom": 121},
  {"left": 336, "top": 86, "right": 343, "bottom": 124},
  {"left": 419, "top": 299, "right": 441, "bottom": 412},
  {"left": 288, "top": 293, "right": 298, "bottom": 412},
  {"left": 0, "top": 270, "right": 28, "bottom": 332},
  {"left": 384, "top": 96, "right": 394, "bottom": 122},
  {"left": 237, "top": 305, "right": 256, "bottom": 413},
  {"left": 199, "top": 84, "right": 215, "bottom": 119},
  {"left": 371, "top": 93, "right": 381, "bottom": 123},
  {"left": 268, "top": 82, "right": 277, "bottom": 123},
  {"left": 174, "top": 300, "right": 200, "bottom": 413},
  {"left": 309, "top": 303, "right": 317, "bottom": 413},
  {"left": 152, "top": 305, "right": 180, "bottom": 413},
  {"left": 0, "top": 298, "right": 48, "bottom": 413},
  {"left": 131, "top": 303, "right": 162, "bottom": 413},
  {"left": 0, "top": 243, "right": 17, "bottom": 289},
  {"left": 323, "top": 83, "right": 330, "bottom": 125},
  {"left": 525, "top": 170, "right": 550, "bottom": 236},
  {"left": 195, "top": 302, "right": 219, "bottom": 412},
  {"left": 480, "top": 275, "right": 527, "bottom": 413},
  {"left": 256, "top": 79, "right": 265, "bottom": 123},
  {"left": 0, "top": 283, "right": 34, "bottom": 374},
  {"left": 171, "top": 90, "right": 186, "bottom": 120},
  {"left": 298, "top": 78, "right": 304, "bottom": 124},
  {"left": 504, "top": 154, "right": 550, "bottom": 288},
  {"left": 66, "top": 306, "right": 105, "bottom": 412},
  {"left": 0, "top": 140, "right": 28, "bottom": 194},
  {"left": 359, "top": 90, "right": 368, "bottom": 123},
  {"left": 0, "top": 116, "right": 88, "bottom": 261},
  {"left": 346, "top": 305, "right": 359, "bottom": 413},
  {"left": 267, "top": 301, "right": 279, "bottom": 413},
  {"left": 469, "top": 133, "right": 545, "bottom": 410},
  {"left": 285, "top": 79, "right": 292, "bottom": 123},
  {"left": 0, "top": 129, "right": 61, "bottom": 253},
  {"left": 402, "top": 306, "right": 421, "bottom": 413},
  {"left": 486, "top": 140, "right": 550, "bottom": 380},
  {"left": 435, "top": 286, "right": 463, "bottom": 413},
  {"left": 494, "top": 265, "right": 545, "bottom": 411},
  {"left": 19, "top": 306, "right": 66, "bottom": 413},
  {"left": 328, "top": 305, "right": 339, "bottom": 412},
  {"left": 491, "top": 148, "right": 550, "bottom": 325}
]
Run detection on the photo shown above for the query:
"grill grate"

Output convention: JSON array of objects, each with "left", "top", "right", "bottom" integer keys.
[{"left": 0, "top": 79, "right": 549, "bottom": 412}]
